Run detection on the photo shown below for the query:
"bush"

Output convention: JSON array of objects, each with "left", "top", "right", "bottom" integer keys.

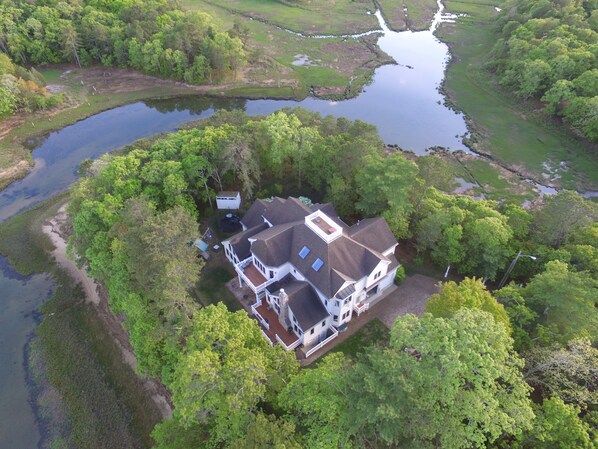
[{"left": 395, "top": 265, "right": 406, "bottom": 284}]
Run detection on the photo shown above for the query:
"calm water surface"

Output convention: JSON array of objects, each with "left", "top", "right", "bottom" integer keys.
[
  {"left": 0, "top": 7, "right": 467, "bottom": 447},
  {"left": 0, "top": 257, "right": 54, "bottom": 447}
]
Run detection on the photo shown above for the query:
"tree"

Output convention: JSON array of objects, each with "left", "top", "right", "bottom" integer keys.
[
  {"left": 226, "top": 413, "right": 303, "bottom": 449},
  {"left": 165, "top": 304, "right": 298, "bottom": 447},
  {"left": 121, "top": 200, "right": 200, "bottom": 330},
  {"left": 509, "top": 398, "right": 596, "bottom": 449},
  {"left": 522, "top": 260, "right": 598, "bottom": 344},
  {"left": 355, "top": 153, "right": 418, "bottom": 238},
  {"left": 532, "top": 191, "right": 598, "bottom": 247},
  {"left": 461, "top": 215, "right": 513, "bottom": 280},
  {"left": 278, "top": 353, "right": 353, "bottom": 449},
  {"left": 523, "top": 338, "right": 598, "bottom": 408},
  {"left": 347, "top": 309, "right": 533, "bottom": 449},
  {"left": 425, "top": 277, "right": 511, "bottom": 332}
]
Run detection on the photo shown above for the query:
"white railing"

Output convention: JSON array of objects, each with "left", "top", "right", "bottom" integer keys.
[
  {"left": 261, "top": 329, "right": 274, "bottom": 346},
  {"left": 305, "top": 326, "right": 339, "bottom": 358},
  {"left": 353, "top": 302, "right": 370, "bottom": 316},
  {"left": 251, "top": 301, "right": 270, "bottom": 331},
  {"left": 235, "top": 258, "right": 275, "bottom": 292},
  {"left": 276, "top": 333, "right": 302, "bottom": 351}
]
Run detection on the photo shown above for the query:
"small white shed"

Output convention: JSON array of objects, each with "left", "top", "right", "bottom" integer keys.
[{"left": 216, "top": 191, "right": 241, "bottom": 210}]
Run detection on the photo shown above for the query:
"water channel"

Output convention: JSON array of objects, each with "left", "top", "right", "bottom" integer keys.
[{"left": 0, "top": 5, "right": 573, "bottom": 447}]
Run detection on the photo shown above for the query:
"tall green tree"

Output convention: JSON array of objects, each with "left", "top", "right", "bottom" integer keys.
[
  {"left": 278, "top": 353, "right": 353, "bottom": 449},
  {"left": 355, "top": 152, "right": 418, "bottom": 238},
  {"left": 347, "top": 309, "right": 533, "bottom": 449},
  {"left": 522, "top": 260, "right": 598, "bottom": 344},
  {"left": 508, "top": 398, "right": 597, "bottom": 449},
  {"left": 160, "top": 304, "right": 298, "bottom": 447},
  {"left": 426, "top": 277, "right": 511, "bottom": 332}
]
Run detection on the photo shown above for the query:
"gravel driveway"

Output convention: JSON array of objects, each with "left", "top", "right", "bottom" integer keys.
[{"left": 373, "top": 274, "right": 440, "bottom": 328}]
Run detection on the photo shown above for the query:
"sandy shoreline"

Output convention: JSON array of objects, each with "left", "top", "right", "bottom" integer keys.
[{"left": 41, "top": 203, "right": 173, "bottom": 419}]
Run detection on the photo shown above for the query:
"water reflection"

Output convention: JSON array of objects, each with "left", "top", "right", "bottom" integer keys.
[{"left": 0, "top": 256, "right": 55, "bottom": 448}]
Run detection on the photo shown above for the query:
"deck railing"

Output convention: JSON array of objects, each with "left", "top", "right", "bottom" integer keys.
[
  {"left": 353, "top": 301, "right": 370, "bottom": 316},
  {"left": 235, "top": 258, "right": 274, "bottom": 292},
  {"left": 261, "top": 329, "right": 274, "bottom": 346},
  {"left": 305, "top": 326, "right": 339, "bottom": 358},
  {"left": 276, "top": 333, "right": 302, "bottom": 351},
  {"left": 251, "top": 300, "right": 270, "bottom": 331}
]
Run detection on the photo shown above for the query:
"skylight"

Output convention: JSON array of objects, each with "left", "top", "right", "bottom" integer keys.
[
  {"left": 312, "top": 258, "right": 324, "bottom": 272},
  {"left": 299, "top": 246, "right": 311, "bottom": 259}
]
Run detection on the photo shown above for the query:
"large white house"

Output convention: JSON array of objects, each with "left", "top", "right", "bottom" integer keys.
[{"left": 223, "top": 197, "right": 400, "bottom": 356}]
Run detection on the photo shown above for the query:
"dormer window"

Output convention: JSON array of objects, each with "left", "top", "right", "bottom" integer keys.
[
  {"left": 312, "top": 258, "right": 324, "bottom": 272},
  {"left": 299, "top": 246, "right": 311, "bottom": 259}
]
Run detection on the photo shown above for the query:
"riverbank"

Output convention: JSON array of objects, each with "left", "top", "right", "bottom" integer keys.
[
  {"left": 0, "top": 194, "right": 168, "bottom": 448},
  {"left": 436, "top": 0, "right": 598, "bottom": 192}
]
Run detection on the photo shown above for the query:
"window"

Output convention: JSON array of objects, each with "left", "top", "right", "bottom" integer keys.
[
  {"left": 322, "top": 320, "right": 326, "bottom": 327},
  {"left": 299, "top": 246, "right": 311, "bottom": 259},
  {"left": 310, "top": 328, "right": 315, "bottom": 335},
  {"left": 333, "top": 315, "right": 338, "bottom": 321},
  {"left": 374, "top": 271, "right": 381, "bottom": 280},
  {"left": 335, "top": 300, "right": 340, "bottom": 307},
  {"left": 312, "top": 258, "right": 324, "bottom": 272},
  {"left": 344, "top": 297, "right": 351, "bottom": 305},
  {"left": 324, "top": 300, "right": 328, "bottom": 307},
  {"left": 269, "top": 270, "right": 274, "bottom": 279}
]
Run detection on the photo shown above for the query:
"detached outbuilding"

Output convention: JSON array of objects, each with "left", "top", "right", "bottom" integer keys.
[{"left": 216, "top": 191, "right": 241, "bottom": 210}]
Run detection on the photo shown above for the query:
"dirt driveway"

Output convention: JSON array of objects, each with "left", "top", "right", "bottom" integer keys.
[{"left": 373, "top": 274, "right": 440, "bottom": 328}]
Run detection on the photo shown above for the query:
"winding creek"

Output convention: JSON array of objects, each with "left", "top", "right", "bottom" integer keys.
[{"left": 0, "top": 5, "right": 588, "bottom": 447}]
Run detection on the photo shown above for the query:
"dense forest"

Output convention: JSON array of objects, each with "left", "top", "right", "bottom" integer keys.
[
  {"left": 66, "top": 109, "right": 598, "bottom": 448},
  {"left": 490, "top": 0, "right": 598, "bottom": 141},
  {"left": 0, "top": 0, "right": 246, "bottom": 83},
  {"left": 0, "top": 52, "right": 62, "bottom": 118}
]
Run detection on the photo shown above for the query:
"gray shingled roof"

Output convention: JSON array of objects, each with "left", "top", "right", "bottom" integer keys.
[
  {"left": 252, "top": 222, "right": 387, "bottom": 297},
  {"left": 236, "top": 197, "right": 398, "bottom": 298},
  {"left": 267, "top": 275, "right": 329, "bottom": 330},
  {"left": 349, "top": 218, "right": 397, "bottom": 254},
  {"left": 241, "top": 199, "right": 268, "bottom": 229},
  {"left": 263, "top": 197, "right": 313, "bottom": 225},
  {"left": 229, "top": 223, "right": 268, "bottom": 260},
  {"left": 249, "top": 222, "right": 298, "bottom": 267}
]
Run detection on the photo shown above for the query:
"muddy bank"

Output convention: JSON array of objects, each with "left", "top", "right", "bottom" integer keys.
[{"left": 41, "top": 204, "right": 173, "bottom": 420}]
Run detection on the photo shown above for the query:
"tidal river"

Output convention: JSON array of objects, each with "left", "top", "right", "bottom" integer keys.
[{"left": 0, "top": 7, "right": 466, "bottom": 447}]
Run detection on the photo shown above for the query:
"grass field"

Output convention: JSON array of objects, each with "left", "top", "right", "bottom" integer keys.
[
  {"left": 377, "top": 0, "right": 438, "bottom": 31},
  {"left": 0, "top": 195, "right": 162, "bottom": 449},
  {"left": 437, "top": 0, "right": 598, "bottom": 191},
  {"left": 186, "top": 0, "right": 392, "bottom": 100},
  {"left": 182, "top": 0, "right": 379, "bottom": 35}
]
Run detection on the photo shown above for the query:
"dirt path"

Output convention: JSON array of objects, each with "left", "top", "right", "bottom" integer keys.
[{"left": 42, "top": 203, "right": 173, "bottom": 419}]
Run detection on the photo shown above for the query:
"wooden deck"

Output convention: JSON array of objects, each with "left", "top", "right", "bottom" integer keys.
[
  {"left": 255, "top": 302, "right": 300, "bottom": 347},
  {"left": 243, "top": 262, "right": 267, "bottom": 287}
]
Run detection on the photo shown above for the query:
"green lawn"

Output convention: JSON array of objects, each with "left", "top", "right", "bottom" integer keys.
[
  {"left": 192, "top": 258, "right": 241, "bottom": 312},
  {"left": 330, "top": 318, "right": 390, "bottom": 360},
  {"left": 437, "top": 0, "right": 598, "bottom": 191}
]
